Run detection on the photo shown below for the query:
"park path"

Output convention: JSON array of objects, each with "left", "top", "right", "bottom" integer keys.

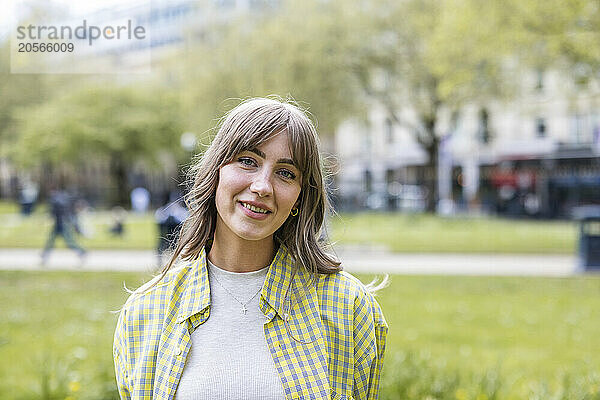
[{"left": 0, "top": 247, "right": 580, "bottom": 276}]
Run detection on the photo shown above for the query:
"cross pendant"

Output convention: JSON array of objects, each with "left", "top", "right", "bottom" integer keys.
[{"left": 242, "top": 305, "right": 247, "bottom": 315}]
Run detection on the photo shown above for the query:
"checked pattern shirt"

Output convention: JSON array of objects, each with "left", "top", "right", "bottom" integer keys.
[{"left": 113, "top": 245, "right": 388, "bottom": 399}]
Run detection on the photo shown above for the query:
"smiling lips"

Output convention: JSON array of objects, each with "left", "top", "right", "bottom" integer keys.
[
  {"left": 238, "top": 201, "right": 272, "bottom": 219},
  {"left": 241, "top": 202, "right": 270, "bottom": 213}
]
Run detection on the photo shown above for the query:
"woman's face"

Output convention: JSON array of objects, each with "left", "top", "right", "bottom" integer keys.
[{"left": 214, "top": 132, "right": 302, "bottom": 246}]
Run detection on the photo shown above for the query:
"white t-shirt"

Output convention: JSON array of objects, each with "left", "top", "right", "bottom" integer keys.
[{"left": 175, "top": 259, "right": 286, "bottom": 400}]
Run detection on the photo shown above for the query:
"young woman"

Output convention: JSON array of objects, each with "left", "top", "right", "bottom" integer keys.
[{"left": 113, "top": 98, "right": 388, "bottom": 400}]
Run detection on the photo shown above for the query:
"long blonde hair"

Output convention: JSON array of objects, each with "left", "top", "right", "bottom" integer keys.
[{"left": 153, "top": 97, "right": 340, "bottom": 287}]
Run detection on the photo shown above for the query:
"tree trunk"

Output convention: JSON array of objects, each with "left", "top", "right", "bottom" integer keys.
[
  {"left": 424, "top": 138, "right": 439, "bottom": 212},
  {"left": 422, "top": 115, "right": 439, "bottom": 213},
  {"left": 40, "top": 161, "right": 54, "bottom": 200},
  {"left": 110, "top": 153, "right": 129, "bottom": 207}
]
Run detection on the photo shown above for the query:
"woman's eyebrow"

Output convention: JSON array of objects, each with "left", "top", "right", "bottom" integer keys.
[
  {"left": 248, "top": 148, "right": 296, "bottom": 167},
  {"left": 248, "top": 148, "right": 265, "bottom": 158},
  {"left": 278, "top": 158, "right": 296, "bottom": 167}
]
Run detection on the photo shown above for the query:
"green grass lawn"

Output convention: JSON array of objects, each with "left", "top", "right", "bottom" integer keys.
[
  {"left": 0, "top": 270, "right": 144, "bottom": 400},
  {"left": 331, "top": 212, "right": 577, "bottom": 254},
  {"left": 1, "top": 210, "right": 156, "bottom": 250},
  {"left": 0, "top": 201, "right": 19, "bottom": 214},
  {"left": 0, "top": 205, "right": 578, "bottom": 254},
  {"left": 377, "top": 274, "right": 600, "bottom": 399},
  {"left": 1, "top": 270, "right": 598, "bottom": 399}
]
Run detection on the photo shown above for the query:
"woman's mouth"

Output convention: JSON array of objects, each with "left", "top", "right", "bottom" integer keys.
[
  {"left": 241, "top": 202, "right": 270, "bottom": 214},
  {"left": 238, "top": 201, "right": 272, "bottom": 219}
]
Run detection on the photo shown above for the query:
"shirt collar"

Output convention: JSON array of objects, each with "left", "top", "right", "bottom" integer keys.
[
  {"left": 178, "top": 244, "right": 300, "bottom": 323},
  {"left": 260, "top": 244, "right": 298, "bottom": 319},
  {"left": 178, "top": 250, "right": 211, "bottom": 323}
]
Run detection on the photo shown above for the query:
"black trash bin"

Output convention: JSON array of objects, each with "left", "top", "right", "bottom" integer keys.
[{"left": 577, "top": 210, "right": 600, "bottom": 271}]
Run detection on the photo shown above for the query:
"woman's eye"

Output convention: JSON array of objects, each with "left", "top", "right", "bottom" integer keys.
[
  {"left": 278, "top": 169, "right": 296, "bottom": 180},
  {"left": 238, "top": 157, "right": 256, "bottom": 167}
]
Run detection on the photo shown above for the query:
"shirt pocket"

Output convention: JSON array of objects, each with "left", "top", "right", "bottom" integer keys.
[{"left": 331, "top": 391, "right": 353, "bottom": 400}]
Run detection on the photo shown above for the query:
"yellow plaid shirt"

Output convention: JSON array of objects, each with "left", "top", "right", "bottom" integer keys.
[{"left": 113, "top": 245, "right": 388, "bottom": 399}]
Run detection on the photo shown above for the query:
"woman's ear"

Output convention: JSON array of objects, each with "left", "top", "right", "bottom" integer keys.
[{"left": 294, "top": 193, "right": 302, "bottom": 209}]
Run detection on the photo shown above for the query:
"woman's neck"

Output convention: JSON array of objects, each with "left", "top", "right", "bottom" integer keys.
[{"left": 208, "top": 235, "right": 276, "bottom": 273}]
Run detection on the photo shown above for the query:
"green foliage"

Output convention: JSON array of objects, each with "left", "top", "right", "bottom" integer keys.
[
  {"left": 2, "top": 0, "right": 599, "bottom": 208},
  {"left": 499, "top": 0, "right": 600, "bottom": 80},
  {"left": 336, "top": 0, "right": 521, "bottom": 210},
  {"left": 348, "top": 0, "right": 511, "bottom": 113},
  {"left": 5, "top": 81, "right": 184, "bottom": 204},
  {"left": 0, "top": 29, "right": 89, "bottom": 159},
  {"left": 179, "top": 0, "right": 361, "bottom": 138},
  {"left": 428, "top": 0, "right": 520, "bottom": 102},
  {"left": 0, "top": 42, "right": 49, "bottom": 154},
  {"left": 9, "top": 83, "right": 183, "bottom": 168}
]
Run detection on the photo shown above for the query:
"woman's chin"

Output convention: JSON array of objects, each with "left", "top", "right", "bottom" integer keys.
[{"left": 230, "top": 226, "right": 274, "bottom": 242}]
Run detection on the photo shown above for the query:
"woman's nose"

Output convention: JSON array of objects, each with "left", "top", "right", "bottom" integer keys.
[{"left": 250, "top": 172, "right": 273, "bottom": 197}]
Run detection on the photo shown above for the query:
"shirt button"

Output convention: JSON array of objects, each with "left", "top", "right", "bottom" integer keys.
[{"left": 175, "top": 347, "right": 182, "bottom": 356}]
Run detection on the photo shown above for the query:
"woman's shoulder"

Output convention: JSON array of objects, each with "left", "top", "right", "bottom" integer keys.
[
  {"left": 316, "top": 269, "right": 373, "bottom": 297},
  {"left": 315, "top": 269, "right": 387, "bottom": 325},
  {"left": 119, "top": 262, "right": 192, "bottom": 315}
]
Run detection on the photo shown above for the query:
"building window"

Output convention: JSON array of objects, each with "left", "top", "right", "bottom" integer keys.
[
  {"left": 385, "top": 118, "right": 393, "bottom": 144},
  {"left": 570, "top": 114, "right": 592, "bottom": 144},
  {"left": 364, "top": 124, "right": 372, "bottom": 150},
  {"left": 573, "top": 63, "right": 590, "bottom": 87},
  {"left": 478, "top": 108, "right": 491, "bottom": 144},
  {"left": 364, "top": 170, "right": 372, "bottom": 193},
  {"left": 536, "top": 118, "right": 546, "bottom": 138},
  {"left": 593, "top": 114, "right": 600, "bottom": 145},
  {"left": 535, "top": 69, "right": 544, "bottom": 92}
]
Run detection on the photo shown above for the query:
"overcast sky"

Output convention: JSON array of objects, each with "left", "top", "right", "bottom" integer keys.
[{"left": 1, "top": 0, "right": 140, "bottom": 35}]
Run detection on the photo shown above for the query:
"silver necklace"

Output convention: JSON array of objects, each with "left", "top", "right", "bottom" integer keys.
[{"left": 210, "top": 271, "right": 263, "bottom": 315}]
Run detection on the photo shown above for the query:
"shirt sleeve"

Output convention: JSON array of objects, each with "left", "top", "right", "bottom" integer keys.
[
  {"left": 352, "top": 291, "right": 388, "bottom": 400},
  {"left": 113, "top": 307, "right": 132, "bottom": 400}
]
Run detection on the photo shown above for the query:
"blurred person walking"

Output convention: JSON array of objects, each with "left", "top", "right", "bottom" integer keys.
[
  {"left": 41, "top": 187, "right": 86, "bottom": 265},
  {"left": 155, "top": 191, "right": 189, "bottom": 265},
  {"left": 18, "top": 179, "right": 38, "bottom": 216},
  {"left": 109, "top": 206, "right": 126, "bottom": 236},
  {"left": 130, "top": 186, "right": 150, "bottom": 213}
]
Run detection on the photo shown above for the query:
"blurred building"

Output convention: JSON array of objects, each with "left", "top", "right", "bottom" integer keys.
[
  {"left": 334, "top": 69, "right": 600, "bottom": 218},
  {"left": 62, "top": 0, "right": 278, "bottom": 67}
]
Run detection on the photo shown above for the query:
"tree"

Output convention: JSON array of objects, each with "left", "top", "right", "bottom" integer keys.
[
  {"left": 9, "top": 83, "right": 184, "bottom": 205},
  {"left": 0, "top": 0, "right": 77, "bottom": 148},
  {"left": 0, "top": 26, "right": 88, "bottom": 199},
  {"left": 502, "top": 0, "right": 600, "bottom": 82},
  {"left": 173, "top": 0, "right": 529, "bottom": 211},
  {"left": 177, "top": 0, "right": 362, "bottom": 147},
  {"left": 345, "top": 0, "right": 516, "bottom": 211}
]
